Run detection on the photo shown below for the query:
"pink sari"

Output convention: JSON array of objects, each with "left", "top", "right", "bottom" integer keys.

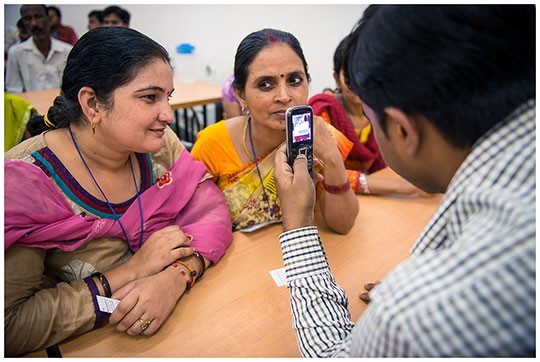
[{"left": 4, "top": 150, "right": 232, "bottom": 263}]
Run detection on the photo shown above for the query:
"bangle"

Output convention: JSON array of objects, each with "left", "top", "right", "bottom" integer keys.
[
  {"left": 172, "top": 264, "right": 192, "bottom": 291},
  {"left": 193, "top": 251, "right": 206, "bottom": 279},
  {"left": 359, "top": 172, "right": 370, "bottom": 194},
  {"left": 323, "top": 180, "right": 351, "bottom": 194},
  {"left": 91, "top": 272, "right": 111, "bottom": 297},
  {"left": 176, "top": 260, "right": 197, "bottom": 288}
]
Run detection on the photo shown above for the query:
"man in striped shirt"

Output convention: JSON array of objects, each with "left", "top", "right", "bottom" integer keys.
[{"left": 273, "top": 5, "right": 535, "bottom": 357}]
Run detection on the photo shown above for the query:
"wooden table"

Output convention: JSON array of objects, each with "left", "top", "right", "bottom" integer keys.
[
  {"left": 25, "top": 168, "right": 442, "bottom": 357},
  {"left": 13, "top": 79, "right": 222, "bottom": 116}
]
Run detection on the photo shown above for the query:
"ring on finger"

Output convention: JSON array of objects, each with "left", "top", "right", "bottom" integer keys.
[{"left": 139, "top": 318, "right": 151, "bottom": 331}]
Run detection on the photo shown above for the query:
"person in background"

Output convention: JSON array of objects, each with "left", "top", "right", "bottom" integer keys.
[
  {"left": 16, "top": 17, "right": 31, "bottom": 42},
  {"left": 87, "top": 9, "right": 103, "bottom": 30},
  {"left": 221, "top": 74, "right": 242, "bottom": 119},
  {"left": 102, "top": 5, "right": 130, "bottom": 27},
  {"left": 309, "top": 35, "right": 427, "bottom": 196},
  {"left": 5, "top": 4, "right": 72, "bottom": 93},
  {"left": 192, "top": 28, "right": 358, "bottom": 234},
  {"left": 5, "top": 26, "right": 233, "bottom": 356},
  {"left": 273, "top": 5, "right": 534, "bottom": 357},
  {"left": 47, "top": 6, "right": 78, "bottom": 45}
]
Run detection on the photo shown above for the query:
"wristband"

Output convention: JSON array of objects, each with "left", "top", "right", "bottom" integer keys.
[
  {"left": 323, "top": 181, "right": 351, "bottom": 194},
  {"left": 91, "top": 272, "right": 112, "bottom": 298},
  {"left": 359, "top": 172, "right": 370, "bottom": 194},
  {"left": 193, "top": 251, "right": 206, "bottom": 279}
]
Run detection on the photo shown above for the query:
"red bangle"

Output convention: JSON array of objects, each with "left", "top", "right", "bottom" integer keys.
[{"left": 323, "top": 181, "right": 351, "bottom": 194}]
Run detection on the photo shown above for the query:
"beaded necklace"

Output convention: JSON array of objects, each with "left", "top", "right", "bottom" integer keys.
[
  {"left": 247, "top": 117, "right": 278, "bottom": 217},
  {"left": 69, "top": 128, "right": 143, "bottom": 254}
]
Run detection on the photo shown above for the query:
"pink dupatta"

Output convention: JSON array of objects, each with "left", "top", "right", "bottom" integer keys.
[{"left": 4, "top": 150, "right": 232, "bottom": 263}]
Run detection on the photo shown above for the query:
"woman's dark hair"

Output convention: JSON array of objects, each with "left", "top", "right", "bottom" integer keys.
[
  {"left": 30, "top": 26, "right": 170, "bottom": 135},
  {"left": 232, "top": 28, "right": 311, "bottom": 92},
  {"left": 333, "top": 34, "right": 351, "bottom": 75},
  {"left": 343, "top": 5, "right": 535, "bottom": 148}
]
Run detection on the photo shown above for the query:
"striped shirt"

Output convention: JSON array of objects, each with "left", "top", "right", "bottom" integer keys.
[{"left": 279, "top": 100, "right": 536, "bottom": 357}]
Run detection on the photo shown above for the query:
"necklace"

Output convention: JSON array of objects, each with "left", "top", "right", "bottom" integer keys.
[
  {"left": 247, "top": 117, "right": 278, "bottom": 217},
  {"left": 242, "top": 118, "right": 253, "bottom": 161},
  {"left": 69, "top": 128, "right": 143, "bottom": 254}
]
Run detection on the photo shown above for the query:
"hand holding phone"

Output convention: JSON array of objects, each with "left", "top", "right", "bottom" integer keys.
[{"left": 285, "top": 105, "right": 314, "bottom": 173}]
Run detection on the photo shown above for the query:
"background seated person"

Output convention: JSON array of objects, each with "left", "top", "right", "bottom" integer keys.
[
  {"left": 309, "top": 35, "right": 427, "bottom": 196},
  {"left": 5, "top": 4, "right": 72, "bottom": 93}
]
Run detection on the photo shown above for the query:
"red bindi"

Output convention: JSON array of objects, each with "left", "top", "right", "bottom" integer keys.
[{"left": 280, "top": 74, "right": 284, "bottom": 78}]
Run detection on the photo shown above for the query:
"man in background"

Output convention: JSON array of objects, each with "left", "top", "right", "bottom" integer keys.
[
  {"left": 47, "top": 6, "right": 78, "bottom": 45},
  {"left": 5, "top": 4, "right": 72, "bottom": 93},
  {"left": 87, "top": 10, "right": 103, "bottom": 30},
  {"left": 102, "top": 5, "right": 130, "bottom": 27},
  {"left": 273, "top": 4, "right": 534, "bottom": 357}
]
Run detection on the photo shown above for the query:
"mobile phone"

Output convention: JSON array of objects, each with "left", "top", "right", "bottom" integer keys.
[{"left": 285, "top": 105, "right": 313, "bottom": 173}]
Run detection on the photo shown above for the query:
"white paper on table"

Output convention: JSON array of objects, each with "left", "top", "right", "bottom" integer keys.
[
  {"left": 269, "top": 267, "right": 287, "bottom": 287},
  {"left": 96, "top": 295, "right": 121, "bottom": 313}
]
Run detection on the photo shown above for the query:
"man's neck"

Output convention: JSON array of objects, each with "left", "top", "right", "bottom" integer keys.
[{"left": 33, "top": 35, "right": 51, "bottom": 58}]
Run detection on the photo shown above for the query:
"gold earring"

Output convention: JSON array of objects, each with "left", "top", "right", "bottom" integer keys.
[{"left": 91, "top": 122, "right": 96, "bottom": 135}]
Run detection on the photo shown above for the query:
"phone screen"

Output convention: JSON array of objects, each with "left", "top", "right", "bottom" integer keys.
[{"left": 291, "top": 113, "right": 312, "bottom": 143}]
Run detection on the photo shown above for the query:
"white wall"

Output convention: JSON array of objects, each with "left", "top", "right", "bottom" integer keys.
[{"left": 4, "top": 4, "right": 367, "bottom": 97}]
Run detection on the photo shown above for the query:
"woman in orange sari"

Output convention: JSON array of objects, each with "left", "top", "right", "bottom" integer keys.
[
  {"left": 192, "top": 28, "right": 358, "bottom": 234},
  {"left": 309, "top": 35, "right": 427, "bottom": 196}
]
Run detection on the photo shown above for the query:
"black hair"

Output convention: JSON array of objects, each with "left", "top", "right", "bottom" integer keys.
[
  {"left": 333, "top": 34, "right": 351, "bottom": 75},
  {"left": 103, "top": 5, "right": 130, "bottom": 26},
  {"left": 29, "top": 26, "right": 170, "bottom": 135},
  {"left": 88, "top": 10, "right": 104, "bottom": 22},
  {"left": 20, "top": 4, "right": 47, "bottom": 16},
  {"left": 343, "top": 5, "right": 535, "bottom": 148},
  {"left": 232, "top": 28, "right": 311, "bottom": 92},
  {"left": 47, "top": 6, "right": 61, "bottom": 19},
  {"left": 16, "top": 18, "right": 24, "bottom": 31}
]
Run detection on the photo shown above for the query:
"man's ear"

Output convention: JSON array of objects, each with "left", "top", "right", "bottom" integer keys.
[
  {"left": 233, "top": 88, "right": 247, "bottom": 112},
  {"left": 78, "top": 87, "right": 101, "bottom": 124},
  {"left": 384, "top": 107, "right": 421, "bottom": 157}
]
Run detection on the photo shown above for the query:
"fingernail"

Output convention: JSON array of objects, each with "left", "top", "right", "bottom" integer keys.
[{"left": 365, "top": 283, "right": 374, "bottom": 289}]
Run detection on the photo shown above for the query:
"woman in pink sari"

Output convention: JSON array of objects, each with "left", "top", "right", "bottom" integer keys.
[{"left": 4, "top": 27, "right": 232, "bottom": 356}]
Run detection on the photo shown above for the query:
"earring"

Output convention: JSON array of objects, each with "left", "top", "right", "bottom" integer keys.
[
  {"left": 91, "top": 122, "right": 96, "bottom": 135},
  {"left": 241, "top": 105, "right": 250, "bottom": 117}
]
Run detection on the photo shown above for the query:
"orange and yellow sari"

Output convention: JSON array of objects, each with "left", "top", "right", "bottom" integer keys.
[{"left": 191, "top": 120, "right": 352, "bottom": 231}]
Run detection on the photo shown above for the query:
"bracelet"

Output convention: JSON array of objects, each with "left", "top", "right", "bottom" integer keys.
[
  {"left": 193, "top": 251, "right": 206, "bottom": 279},
  {"left": 172, "top": 263, "right": 192, "bottom": 291},
  {"left": 91, "top": 272, "right": 112, "bottom": 298},
  {"left": 359, "top": 172, "right": 370, "bottom": 194},
  {"left": 176, "top": 260, "right": 197, "bottom": 288},
  {"left": 323, "top": 180, "right": 351, "bottom": 194}
]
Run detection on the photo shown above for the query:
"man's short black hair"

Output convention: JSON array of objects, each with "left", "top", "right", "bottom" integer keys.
[
  {"left": 343, "top": 5, "right": 535, "bottom": 148},
  {"left": 88, "top": 10, "right": 103, "bottom": 22},
  {"left": 103, "top": 5, "right": 130, "bottom": 26}
]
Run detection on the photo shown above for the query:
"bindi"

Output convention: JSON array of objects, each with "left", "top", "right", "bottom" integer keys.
[{"left": 280, "top": 74, "right": 284, "bottom": 78}]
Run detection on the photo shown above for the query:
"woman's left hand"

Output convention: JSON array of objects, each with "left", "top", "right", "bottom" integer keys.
[{"left": 108, "top": 266, "right": 185, "bottom": 335}]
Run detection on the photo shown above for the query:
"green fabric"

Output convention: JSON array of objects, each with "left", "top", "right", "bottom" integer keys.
[{"left": 4, "top": 92, "right": 37, "bottom": 151}]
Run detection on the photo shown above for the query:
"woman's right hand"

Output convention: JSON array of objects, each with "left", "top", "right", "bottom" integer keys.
[{"left": 128, "top": 225, "right": 194, "bottom": 279}]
